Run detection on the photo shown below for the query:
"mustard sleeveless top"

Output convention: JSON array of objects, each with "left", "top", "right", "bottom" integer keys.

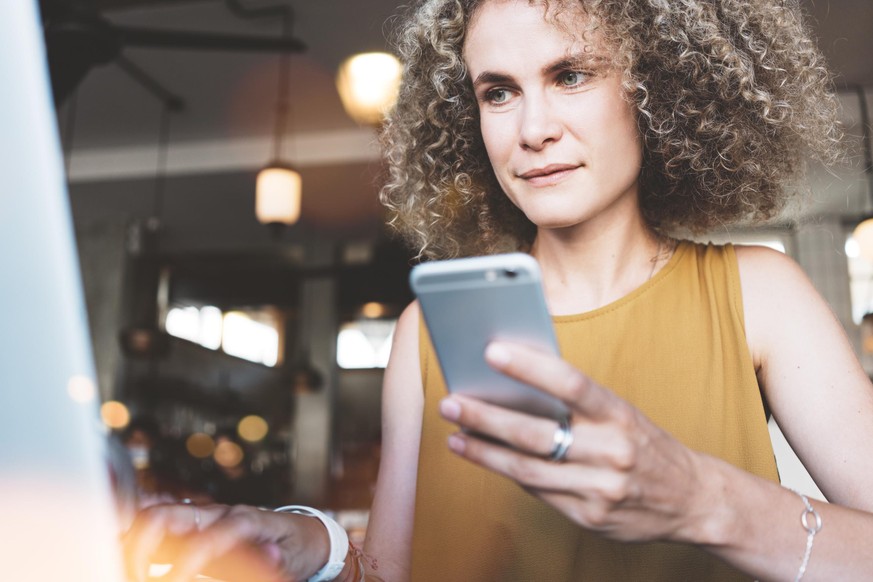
[{"left": 411, "top": 241, "right": 779, "bottom": 581}]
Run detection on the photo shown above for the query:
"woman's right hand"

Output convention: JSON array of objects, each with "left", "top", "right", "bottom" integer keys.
[{"left": 123, "top": 502, "right": 330, "bottom": 582}]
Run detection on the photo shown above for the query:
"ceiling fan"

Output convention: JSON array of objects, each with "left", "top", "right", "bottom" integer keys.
[{"left": 40, "top": 0, "right": 306, "bottom": 104}]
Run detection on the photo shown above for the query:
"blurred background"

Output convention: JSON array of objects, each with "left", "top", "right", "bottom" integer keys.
[{"left": 43, "top": 0, "right": 872, "bottom": 527}]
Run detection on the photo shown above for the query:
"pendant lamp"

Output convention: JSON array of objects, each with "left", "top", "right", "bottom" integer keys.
[
  {"left": 256, "top": 15, "right": 301, "bottom": 230},
  {"left": 256, "top": 163, "right": 301, "bottom": 225},
  {"left": 336, "top": 52, "right": 402, "bottom": 126}
]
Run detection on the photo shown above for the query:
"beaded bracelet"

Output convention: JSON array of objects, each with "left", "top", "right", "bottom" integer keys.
[
  {"left": 792, "top": 491, "right": 822, "bottom": 582},
  {"left": 348, "top": 542, "right": 367, "bottom": 582}
]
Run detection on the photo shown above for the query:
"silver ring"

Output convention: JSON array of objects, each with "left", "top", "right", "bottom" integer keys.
[
  {"left": 181, "top": 498, "right": 201, "bottom": 530},
  {"left": 548, "top": 417, "right": 574, "bottom": 462}
]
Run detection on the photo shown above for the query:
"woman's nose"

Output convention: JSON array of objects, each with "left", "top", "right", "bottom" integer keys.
[{"left": 518, "top": 94, "right": 563, "bottom": 151}]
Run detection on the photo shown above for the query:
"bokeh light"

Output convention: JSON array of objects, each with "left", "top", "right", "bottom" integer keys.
[
  {"left": 100, "top": 400, "right": 130, "bottom": 430},
  {"left": 67, "top": 375, "right": 96, "bottom": 403},
  {"left": 336, "top": 52, "right": 402, "bottom": 125},
  {"left": 214, "top": 440, "right": 244, "bottom": 468},
  {"left": 361, "top": 302, "right": 387, "bottom": 319},
  {"left": 186, "top": 432, "right": 215, "bottom": 459},
  {"left": 237, "top": 415, "right": 269, "bottom": 443}
]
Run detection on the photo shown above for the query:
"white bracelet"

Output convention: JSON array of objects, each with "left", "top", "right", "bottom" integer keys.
[
  {"left": 274, "top": 505, "right": 348, "bottom": 582},
  {"left": 792, "top": 492, "right": 822, "bottom": 582}
]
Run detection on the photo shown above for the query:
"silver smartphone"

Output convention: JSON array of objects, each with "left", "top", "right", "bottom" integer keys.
[{"left": 410, "top": 253, "right": 570, "bottom": 421}]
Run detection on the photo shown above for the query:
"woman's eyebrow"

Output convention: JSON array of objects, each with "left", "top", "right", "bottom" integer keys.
[
  {"left": 543, "top": 52, "right": 607, "bottom": 76},
  {"left": 471, "top": 71, "right": 513, "bottom": 89},
  {"left": 473, "top": 51, "right": 609, "bottom": 88},
  {"left": 471, "top": 52, "right": 608, "bottom": 89}
]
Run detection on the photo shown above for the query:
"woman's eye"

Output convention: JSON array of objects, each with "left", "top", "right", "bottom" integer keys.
[
  {"left": 485, "top": 88, "right": 510, "bottom": 104},
  {"left": 559, "top": 71, "right": 585, "bottom": 87}
]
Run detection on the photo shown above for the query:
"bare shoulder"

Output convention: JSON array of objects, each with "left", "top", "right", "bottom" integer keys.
[
  {"left": 733, "top": 243, "right": 810, "bottom": 294},
  {"left": 732, "top": 244, "right": 825, "bottom": 361},
  {"left": 734, "top": 245, "right": 873, "bottom": 507},
  {"left": 385, "top": 301, "right": 422, "bottom": 381},
  {"left": 394, "top": 301, "right": 422, "bottom": 345},
  {"left": 384, "top": 300, "right": 423, "bottom": 410}
]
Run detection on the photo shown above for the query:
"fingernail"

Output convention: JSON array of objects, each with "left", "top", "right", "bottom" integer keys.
[
  {"left": 448, "top": 433, "right": 467, "bottom": 454},
  {"left": 440, "top": 397, "right": 461, "bottom": 421},
  {"left": 485, "top": 342, "right": 511, "bottom": 366}
]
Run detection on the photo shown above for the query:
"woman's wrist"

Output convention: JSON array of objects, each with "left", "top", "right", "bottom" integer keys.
[
  {"left": 273, "top": 505, "right": 348, "bottom": 581},
  {"left": 671, "top": 452, "right": 742, "bottom": 548},
  {"left": 260, "top": 514, "right": 328, "bottom": 580}
]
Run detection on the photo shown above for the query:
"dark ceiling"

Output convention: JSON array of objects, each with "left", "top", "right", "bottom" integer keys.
[
  {"left": 54, "top": 0, "right": 872, "bottom": 234},
  {"left": 59, "top": 0, "right": 873, "bottom": 148},
  {"left": 52, "top": 0, "right": 405, "bottom": 144}
]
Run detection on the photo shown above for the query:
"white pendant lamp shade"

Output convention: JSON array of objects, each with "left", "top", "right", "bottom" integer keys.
[
  {"left": 256, "top": 165, "right": 302, "bottom": 225},
  {"left": 336, "top": 52, "right": 402, "bottom": 125},
  {"left": 854, "top": 218, "right": 873, "bottom": 262}
]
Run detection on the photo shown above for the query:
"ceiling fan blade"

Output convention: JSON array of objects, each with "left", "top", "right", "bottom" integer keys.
[{"left": 114, "top": 25, "right": 306, "bottom": 53}]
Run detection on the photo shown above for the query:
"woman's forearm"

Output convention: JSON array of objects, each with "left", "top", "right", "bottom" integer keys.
[{"left": 694, "top": 454, "right": 873, "bottom": 581}]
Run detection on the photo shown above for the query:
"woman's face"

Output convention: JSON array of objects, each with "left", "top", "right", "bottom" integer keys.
[{"left": 464, "top": 0, "right": 643, "bottom": 234}]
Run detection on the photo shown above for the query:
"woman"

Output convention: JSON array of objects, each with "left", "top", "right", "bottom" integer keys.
[{"left": 124, "top": 1, "right": 873, "bottom": 581}]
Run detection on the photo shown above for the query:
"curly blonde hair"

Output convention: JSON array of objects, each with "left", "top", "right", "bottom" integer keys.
[{"left": 379, "top": 0, "right": 842, "bottom": 259}]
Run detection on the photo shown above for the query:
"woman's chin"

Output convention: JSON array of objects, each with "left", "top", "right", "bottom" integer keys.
[{"left": 524, "top": 211, "right": 588, "bottom": 232}]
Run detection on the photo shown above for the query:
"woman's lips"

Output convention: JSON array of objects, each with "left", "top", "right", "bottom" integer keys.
[{"left": 518, "top": 163, "right": 581, "bottom": 186}]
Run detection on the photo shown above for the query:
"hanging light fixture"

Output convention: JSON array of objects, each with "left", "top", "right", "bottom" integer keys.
[
  {"left": 256, "top": 11, "right": 301, "bottom": 230},
  {"left": 851, "top": 86, "right": 873, "bottom": 259},
  {"left": 256, "top": 164, "right": 301, "bottom": 225},
  {"left": 336, "top": 52, "right": 402, "bottom": 126},
  {"left": 120, "top": 95, "right": 180, "bottom": 359}
]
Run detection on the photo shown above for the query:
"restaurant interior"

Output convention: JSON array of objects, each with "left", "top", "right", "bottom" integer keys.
[{"left": 46, "top": 0, "right": 873, "bottom": 533}]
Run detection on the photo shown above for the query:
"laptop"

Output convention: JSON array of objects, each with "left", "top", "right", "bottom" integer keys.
[{"left": 0, "top": 2, "right": 126, "bottom": 580}]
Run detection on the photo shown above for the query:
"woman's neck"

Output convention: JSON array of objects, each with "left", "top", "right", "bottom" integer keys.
[{"left": 530, "top": 216, "right": 670, "bottom": 316}]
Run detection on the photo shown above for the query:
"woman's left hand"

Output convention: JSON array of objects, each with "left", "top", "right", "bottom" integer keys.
[{"left": 438, "top": 340, "right": 718, "bottom": 545}]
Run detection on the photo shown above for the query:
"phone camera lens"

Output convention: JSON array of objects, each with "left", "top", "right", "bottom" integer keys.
[{"left": 503, "top": 268, "right": 518, "bottom": 279}]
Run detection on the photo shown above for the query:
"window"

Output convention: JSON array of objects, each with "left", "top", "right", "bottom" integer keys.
[
  {"left": 337, "top": 318, "right": 396, "bottom": 369},
  {"left": 337, "top": 302, "right": 397, "bottom": 369},
  {"left": 165, "top": 305, "right": 222, "bottom": 349},
  {"left": 845, "top": 236, "right": 873, "bottom": 324},
  {"left": 165, "top": 304, "right": 282, "bottom": 367},
  {"left": 222, "top": 311, "right": 280, "bottom": 367}
]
